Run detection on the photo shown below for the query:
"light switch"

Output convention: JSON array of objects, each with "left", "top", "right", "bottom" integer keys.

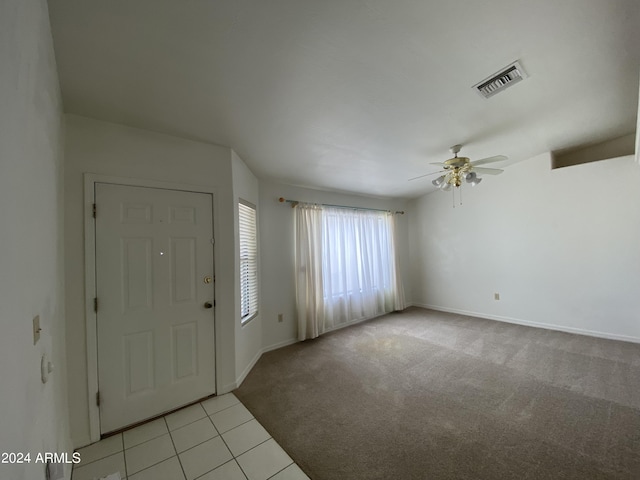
[{"left": 33, "top": 315, "right": 41, "bottom": 345}]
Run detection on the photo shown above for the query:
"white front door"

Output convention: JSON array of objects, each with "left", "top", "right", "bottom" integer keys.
[{"left": 95, "top": 183, "right": 216, "bottom": 434}]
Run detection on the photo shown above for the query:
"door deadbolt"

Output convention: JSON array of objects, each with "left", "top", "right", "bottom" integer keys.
[
  {"left": 204, "top": 275, "right": 212, "bottom": 284},
  {"left": 204, "top": 302, "right": 213, "bottom": 309}
]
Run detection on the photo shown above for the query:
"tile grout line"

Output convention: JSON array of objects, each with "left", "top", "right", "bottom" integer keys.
[
  {"left": 211, "top": 416, "right": 256, "bottom": 437},
  {"left": 203, "top": 398, "right": 241, "bottom": 417},
  {"left": 167, "top": 410, "right": 209, "bottom": 433},
  {"left": 178, "top": 414, "right": 238, "bottom": 480},
  {"left": 171, "top": 402, "right": 207, "bottom": 420},
  {"left": 72, "top": 434, "right": 125, "bottom": 469},
  {"left": 174, "top": 412, "right": 239, "bottom": 480},
  {"left": 169, "top": 418, "right": 217, "bottom": 443},
  {"left": 164, "top": 416, "right": 188, "bottom": 480},
  {"left": 234, "top": 437, "right": 272, "bottom": 460},
  {"left": 192, "top": 459, "right": 248, "bottom": 480},
  {"left": 125, "top": 432, "right": 176, "bottom": 478},
  {"left": 210, "top": 414, "right": 240, "bottom": 479},
  {"left": 72, "top": 451, "right": 125, "bottom": 479},
  {"left": 174, "top": 432, "right": 223, "bottom": 456},
  {"left": 188, "top": 409, "right": 263, "bottom": 480},
  {"left": 205, "top": 410, "right": 221, "bottom": 437},
  {"left": 121, "top": 433, "right": 127, "bottom": 479},
  {"left": 234, "top": 457, "right": 251, "bottom": 480},
  {"left": 125, "top": 453, "right": 180, "bottom": 479},
  {"left": 125, "top": 430, "right": 167, "bottom": 450},
  {"left": 265, "top": 461, "right": 295, "bottom": 480},
  {"left": 220, "top": 406, "right": 305, "bottom": 480},
  {"left": 213, "top": 416, "right": 234, "bottom": 454}
]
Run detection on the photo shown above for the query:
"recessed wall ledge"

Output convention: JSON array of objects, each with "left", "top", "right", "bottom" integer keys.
[{"left": 551, "top": 132, "right": 636, "bottom": 169}]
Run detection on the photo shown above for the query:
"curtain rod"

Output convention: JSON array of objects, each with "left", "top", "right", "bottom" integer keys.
[{"left": 278, "top": 197, "right": 405, "bottom": 215}]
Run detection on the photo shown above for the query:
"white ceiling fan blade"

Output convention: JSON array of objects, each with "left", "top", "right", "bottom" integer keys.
[
  {"left": 430, "top": 162, "right": 453, "bottom": 170},
  {"left": 473, "top": 167, "right": 503, "bottom": 175},
  {"left": 408, "top": 170, "right": 446, "bottom": 181},
  {"left": 469, "top": 155, "right": 508, "bottom": 167}
]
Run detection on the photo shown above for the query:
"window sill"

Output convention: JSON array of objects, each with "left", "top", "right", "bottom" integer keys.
[{"left": 241, "top": 312, "right": 259, "bottom": 326}]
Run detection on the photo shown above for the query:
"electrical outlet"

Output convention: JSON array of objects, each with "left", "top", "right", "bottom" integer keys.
[
  {"left": 494, "top": 293, "right": 500, "bottom": 301},
  {"left": 277, "top": 313, "right": 283, "bottom": 323},
  {"left": 33, "top": 315, "right": 41, "bottom": 345}
]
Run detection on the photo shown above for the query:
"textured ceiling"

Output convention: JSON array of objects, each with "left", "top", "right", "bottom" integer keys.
[{"left": 48, "top": 0, "right": 640, "bottom": 198}]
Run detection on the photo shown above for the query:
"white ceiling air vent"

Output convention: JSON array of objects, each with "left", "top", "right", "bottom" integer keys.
[{"left": 473, "top": 61, "right": 527, "bottom": 99}]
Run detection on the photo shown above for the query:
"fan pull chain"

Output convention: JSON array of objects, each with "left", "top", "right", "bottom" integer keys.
[{"left": 460, "top": 185, "right": 463, "bottom": 206}]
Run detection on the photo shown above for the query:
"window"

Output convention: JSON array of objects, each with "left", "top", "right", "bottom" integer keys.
[
  {"left": 239, "top": 201, "right": 258, "bottom": 323},
  {"left": 321, "top": 208, "right": 396, "bottom": 323},
  {"left": 294, "top": 203, "right": 404, "bottom": 340},
  {"left": 322, "top": 209, "right": 393, "bottom": 301}
]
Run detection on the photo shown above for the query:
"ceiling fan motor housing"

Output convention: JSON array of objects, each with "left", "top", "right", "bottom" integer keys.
[{"left": 444, "top": 156, "right": 470, "bottom": 169}]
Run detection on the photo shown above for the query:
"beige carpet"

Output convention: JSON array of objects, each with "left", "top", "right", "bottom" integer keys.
[{"left": 235, "top": 307, "right": 640, "bottom": 479}]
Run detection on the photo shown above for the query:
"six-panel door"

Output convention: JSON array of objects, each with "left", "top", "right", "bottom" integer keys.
[{"left": 95, "top": 183, "right": 216, "bottom": 433}]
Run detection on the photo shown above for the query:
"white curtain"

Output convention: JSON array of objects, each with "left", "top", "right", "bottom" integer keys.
[
  {"left": 295, "top": 205, "right": 405, "bottom": 340},
  {"left": 295, "top": 204, "right": 325, "bottom": 341},
  {"left": 389, "top": 213, "right": 406, "bottom": 312}
]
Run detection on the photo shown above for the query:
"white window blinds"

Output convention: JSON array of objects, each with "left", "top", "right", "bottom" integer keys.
[{"left": 239, "top": 201, "right": 258, "bottom": 322}]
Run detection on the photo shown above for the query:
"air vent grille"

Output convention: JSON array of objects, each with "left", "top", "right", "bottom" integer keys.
[{"left": 474, "top": 61, "right": 527, "bottom": 99}]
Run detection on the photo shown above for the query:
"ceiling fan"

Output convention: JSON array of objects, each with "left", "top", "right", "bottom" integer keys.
[{"left": 410, "top": 144, "right": 507, "bottom": 191}]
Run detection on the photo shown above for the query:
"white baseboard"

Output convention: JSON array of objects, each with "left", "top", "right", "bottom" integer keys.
[
  {"left": 324, "top": 311, "right": 390, "bottom": 334},
  {"left": 232, "top": 349, "right": 264, "bottom": 391},
  {"left": 231, "top": 314, "right": 396, "bottom": 390},
  {"left": 262, "top": 338, "right": 299, "bottom": 353},
  {"left": 413, "top": 303, "right": 640, "bottom": 344},
  {"left": 220, "top": 382, "right": 237, "bottom": 394},
  {"left": 231, "top": 301, "right": 640, "bottom": 394},
  {"left": 73, "top": 434, "right": 93, "bottom": 450},
  {"left": 232, "top": 338, "right": 301, "bottom": 390}
]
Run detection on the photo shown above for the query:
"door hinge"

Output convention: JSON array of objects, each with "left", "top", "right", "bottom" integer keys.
[
  {"left": 94, "top": 298, "right": 98, "bottom": 312},
  {"left": 92, "top": 203, "right": 97, "bottom": 218},
  {"left": 96, "top": 391, "right": 100, "bottom": 407}
]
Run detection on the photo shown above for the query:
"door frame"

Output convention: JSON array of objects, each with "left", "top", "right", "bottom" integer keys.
[{"left": 84, "top": 173, "right": 220, "bottom": 443}]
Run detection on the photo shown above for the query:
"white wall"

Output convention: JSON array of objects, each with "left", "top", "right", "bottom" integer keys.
[
  {"left": 64, "top": 115, "right": 239, "bottom": 447},
  {"left": 409, "top": 153, "right": 640, "bottom": 342},
  {"left": 0, "top": 1, "right": 72, "bottom": 479},
  {"left": 636, "top": 78, "right": 640, "bottom": 164},
  {"left": 231, "top": 152, "right": 262, "bottom": 385},
  {"left": 259, "top": 180, "right": 411, "bottom": 349}
]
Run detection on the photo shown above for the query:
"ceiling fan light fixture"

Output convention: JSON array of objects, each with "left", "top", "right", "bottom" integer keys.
[
  {"left": 463, "top": 170, "right": 483, "bottom": 186},
  {"left": 415, "top": 146, "right": 506, "bottom": 203}
]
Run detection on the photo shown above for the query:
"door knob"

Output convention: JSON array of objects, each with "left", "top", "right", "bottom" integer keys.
[{"left": 204, "top": 302, "right": 213, "bottom": 309}]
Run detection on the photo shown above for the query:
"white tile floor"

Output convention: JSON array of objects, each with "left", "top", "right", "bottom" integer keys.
[{"left": 72, "top": 393, "right": 310, "bottom": 480}]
